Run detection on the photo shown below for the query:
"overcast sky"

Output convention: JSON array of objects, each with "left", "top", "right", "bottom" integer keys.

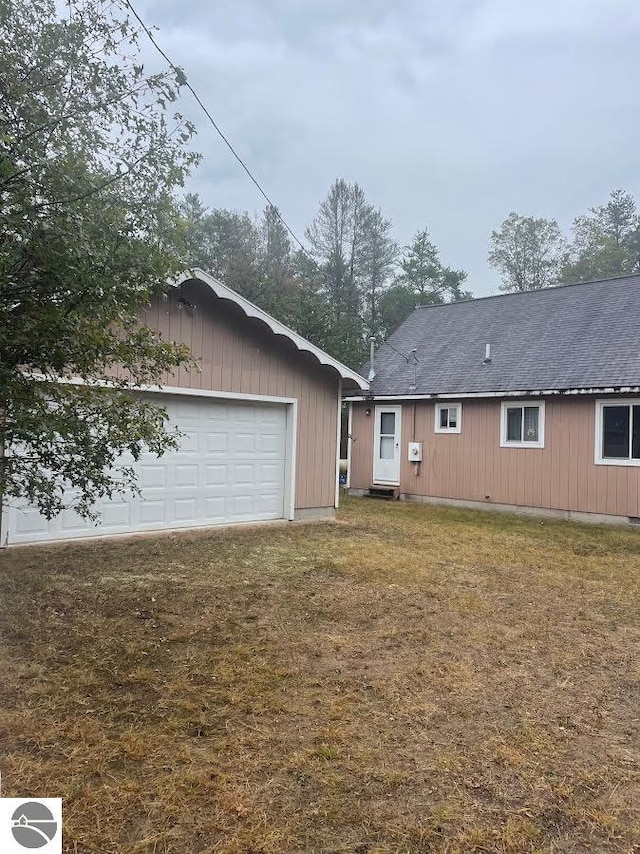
[{"left": 137, "top": 0, "right": 640, "bottom": 296}]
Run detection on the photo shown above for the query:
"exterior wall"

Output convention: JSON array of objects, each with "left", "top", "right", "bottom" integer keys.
[
  {"left": 349, "top": 397, "right": 640, "bottom": 520},
  {"left": 130, "top": 279, "right": 340, "bottom": 511}
]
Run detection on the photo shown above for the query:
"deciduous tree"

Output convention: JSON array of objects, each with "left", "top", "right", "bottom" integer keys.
[
  {"left": 488, "top": 213, "right": 564, "bottom": 292},
  {"left": 0, "top": 0, "right": 198, "bottom": 518}
]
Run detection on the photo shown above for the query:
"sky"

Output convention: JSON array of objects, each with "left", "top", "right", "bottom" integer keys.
[{"left": 136, "top": 0, "right": 640, "bottom": 296}]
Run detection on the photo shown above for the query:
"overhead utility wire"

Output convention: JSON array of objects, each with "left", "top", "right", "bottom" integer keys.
[
  {"left": 122, "top": 0, "right": 309, "bottom": 257},
  {"left": 122, "top": 0, "right": 413, "bottom": 368}
]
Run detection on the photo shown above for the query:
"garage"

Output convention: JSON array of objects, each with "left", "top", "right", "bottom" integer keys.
[
  {"left": 2, "top": 271, "right": 369, "bottom": 547},
  {"left": 4, "top": 393, "right": 294, "bottom": 545}
]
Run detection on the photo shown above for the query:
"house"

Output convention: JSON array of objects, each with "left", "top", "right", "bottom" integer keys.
[
  {"left": 345, "top": 275, "right": 640, "bottom": 525},
  {"left": 2, "top": 269, "right": 368, "bottom": 545}
]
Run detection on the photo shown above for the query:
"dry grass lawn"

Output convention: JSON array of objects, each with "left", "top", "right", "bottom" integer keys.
[{"left": 0, "top": 495, "right": 639, "bottom": 853}]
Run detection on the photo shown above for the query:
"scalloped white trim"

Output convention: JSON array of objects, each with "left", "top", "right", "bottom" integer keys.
[{"left": 178, "top": 269, "right": 369, "bottom": 390}]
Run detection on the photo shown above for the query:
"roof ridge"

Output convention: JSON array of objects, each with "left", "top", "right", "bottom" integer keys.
[{"left": 414, "top": 272, "right": 640, "bottom": 309}]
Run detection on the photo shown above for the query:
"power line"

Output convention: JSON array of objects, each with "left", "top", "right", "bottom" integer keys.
[
  {"left": 121, "top": 0, "right": 310, "bottom": 257},
  {"left": 120, "top": 1, "right": 413, "bottom": 373},
  {"left": 382, "top": 340, "right": 411, "bottom": 362}
]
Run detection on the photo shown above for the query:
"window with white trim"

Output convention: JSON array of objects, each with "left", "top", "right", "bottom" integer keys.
[
  {"left": 595, "top": 400, "right": 640, "bottom": 466},
  {"left": 500, "top": 401, "right": 545, "bottom": 448},
  {"left": 435, "top": 403, "right": 461, "bottom": 434}
]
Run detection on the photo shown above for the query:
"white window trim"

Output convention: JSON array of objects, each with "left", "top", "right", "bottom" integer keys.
[
  {"left": 434, "top": 402, "right": 462, "bottom": 434},
  {"left": 594, "top": 398, "right": 640, "bottom": 467},
  {"left": 500, "top": 400, "right": 545, "bottom": 449}
]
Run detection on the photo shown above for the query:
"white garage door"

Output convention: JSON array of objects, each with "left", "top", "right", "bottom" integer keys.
[{"left": 5, "top": 395, "right": 289, "bottom": 544}]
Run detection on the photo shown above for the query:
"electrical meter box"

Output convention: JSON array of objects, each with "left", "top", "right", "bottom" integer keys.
[{"left": 408, "top": 442, "right": 423, "bottom": 462}]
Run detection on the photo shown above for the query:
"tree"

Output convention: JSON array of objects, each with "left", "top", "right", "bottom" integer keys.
[
  {"left": 378, "top": 284, "right": 416, "bottom": 339},
  {"left": 182, "top": 194, "right": 262, "bottom": 301},
  {"left": 258, "top": 204, "right": 296, "bottom": 320},
  {"left": 359, "top": 207, "right": 398, "bottom": 340},
  {"left": 305, "top": 179, "right": 370, "bottom": 366},
  {"left": 261, "top": 205, "right": 291, "bottom": 283},
  {"left": 0, "top": 0, "right": 198, "bottom": 518},
  {"left": 286, "top": 251, "right": 333, "bottom": 349},
  {"left": 379, "top": 229, "right": 469, "bottom": 336},
  {"left": 488, "top": 213, "right": 565, "bottom": 292},
  {"left": 562, "top": 189, "right": 640, "bottom": 282},
  {"left": 398, "top": 228, "right": 469, "bottom": 303}
]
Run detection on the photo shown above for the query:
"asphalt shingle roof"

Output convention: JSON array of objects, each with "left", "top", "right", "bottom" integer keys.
[{"left": 356, "top": 275, "right": 640, "bottom": 397}]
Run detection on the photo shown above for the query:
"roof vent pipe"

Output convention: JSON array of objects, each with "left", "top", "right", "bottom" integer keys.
[
  {"left": 483, "top": 343, "right": 492, "bottom": 364},
  {"left": 409, "top": 348, "right": 418, "bottom": 390},
  {"left": 368, "top": 336, "right": 376, "bottom": 382}
]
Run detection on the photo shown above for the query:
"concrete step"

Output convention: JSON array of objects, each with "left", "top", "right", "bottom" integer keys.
[{"left": 367, "top": 486, "right": 397, "bottom": 500}]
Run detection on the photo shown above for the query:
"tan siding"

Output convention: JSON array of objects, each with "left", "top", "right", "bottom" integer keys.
[
  {"left": 127, "top": 280, "right": 339, "bottom": 510},
  {"left": 350, "top": 397, "right": 640, "bottom": 519}
]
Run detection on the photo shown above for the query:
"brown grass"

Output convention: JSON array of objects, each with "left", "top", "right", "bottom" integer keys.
[{"left": 0, "top": 495, "right": 639, "bottom": 853}]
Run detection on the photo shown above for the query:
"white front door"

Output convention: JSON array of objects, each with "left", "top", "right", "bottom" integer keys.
[{"left": 373, "top": 405, "right": 401, "bottom": 485}]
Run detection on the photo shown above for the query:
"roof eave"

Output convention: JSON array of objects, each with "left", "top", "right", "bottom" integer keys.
[
  {"left": 344, "top": 386, "right": 640, "bottom": 401},
  {"left": 175, "top": 269, "right": 369, "bottom": 391}
]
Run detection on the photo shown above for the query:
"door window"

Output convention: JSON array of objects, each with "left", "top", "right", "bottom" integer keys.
[{"left": 379, "top": 412, "right": 396, "bottom": 459}]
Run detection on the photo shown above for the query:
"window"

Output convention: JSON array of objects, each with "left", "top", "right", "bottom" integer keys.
[
  {"left": 435, "top": 403, "right": 462, "bottom": 434},
  {"left": 595, "top": 400, "right": 640, "bottom": 466},
  {"left": 500, "top": 401, "right": 545, "bottom": 448},
  {"left": 379, "top": 411, "right": 396, "bottom": 459}
]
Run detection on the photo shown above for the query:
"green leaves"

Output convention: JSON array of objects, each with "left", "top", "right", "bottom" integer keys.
[
  {"left": 0, "top": 0, "right": 198, "bottom": 518},
  {"left": 562, "top": 190, "right": 640, "bottom": 283},
  {"left": 183, "top": 185, "right": 469, "bottom": 369},
  {"left": 489, "top": 191, "right": 640, "bottom": 292},
  {"left": 488, "top": 214, "right": 565, "bottom": 292},
  {"left": 304, "top": 180, "right": 399, "bottom": 365}
]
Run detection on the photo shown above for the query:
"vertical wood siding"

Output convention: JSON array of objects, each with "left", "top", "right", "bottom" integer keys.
[
  {"left": 135, "top": 280, "right": 339, "bottom": 510},
  {"left": 349, "top": 398, "right": 640, "bottom": 519}
]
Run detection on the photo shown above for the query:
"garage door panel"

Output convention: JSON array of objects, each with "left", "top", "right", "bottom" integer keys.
[
  {"left": 5, "top": 395, "right": 289, "bottom": 544},
  {"left": 234, "top": 407, "right": 255, "bottom": 423},
  {"left": 175, "top": 464, "right": 198, "bottom": 487},
  {"left": 99, "top": 503, "right": 131, "bottom": 528},
  {"left": 59, "top": 509, "right": 99, "bottom": 534},
  {"left": 175, "top": 498, "right": 198, "bottom": 520},
  {"left": 140, "top": 466, "right": 166, "bottom": 488},
  {"left": 258, "top": 462, "right": 284, "bottom": 487},
  {"left": 234, "top": 434, "right": 257, "bottom": 455},
  {"left": 230, "top": 495, "right": 253, "bottom": 516},
  {"left": 203, "top": 433, "right": 228, "bottom": 455},
  {"left": 257, "top": 493, "right": 286, "bottom": 516},
  {"left": 172, "top": 400, "right": 203, "bottom": 420},
  {"left": 139, "top": 501, "right": 165, "bottom": 524},
  {"left": 12, "top": 507, "right": 52, "bottom": 537},
  {"left": 203, "top": 496, "right": 226, "bottom": 519},
  {"left": 232, "top": 463, "right": 255, "bottom": 485},
  {"left": 205, "top": 464, "right": 228, "bottom": 487},
  {"left": 177, "top": 432, "right": 199, "bottom": 453}
]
